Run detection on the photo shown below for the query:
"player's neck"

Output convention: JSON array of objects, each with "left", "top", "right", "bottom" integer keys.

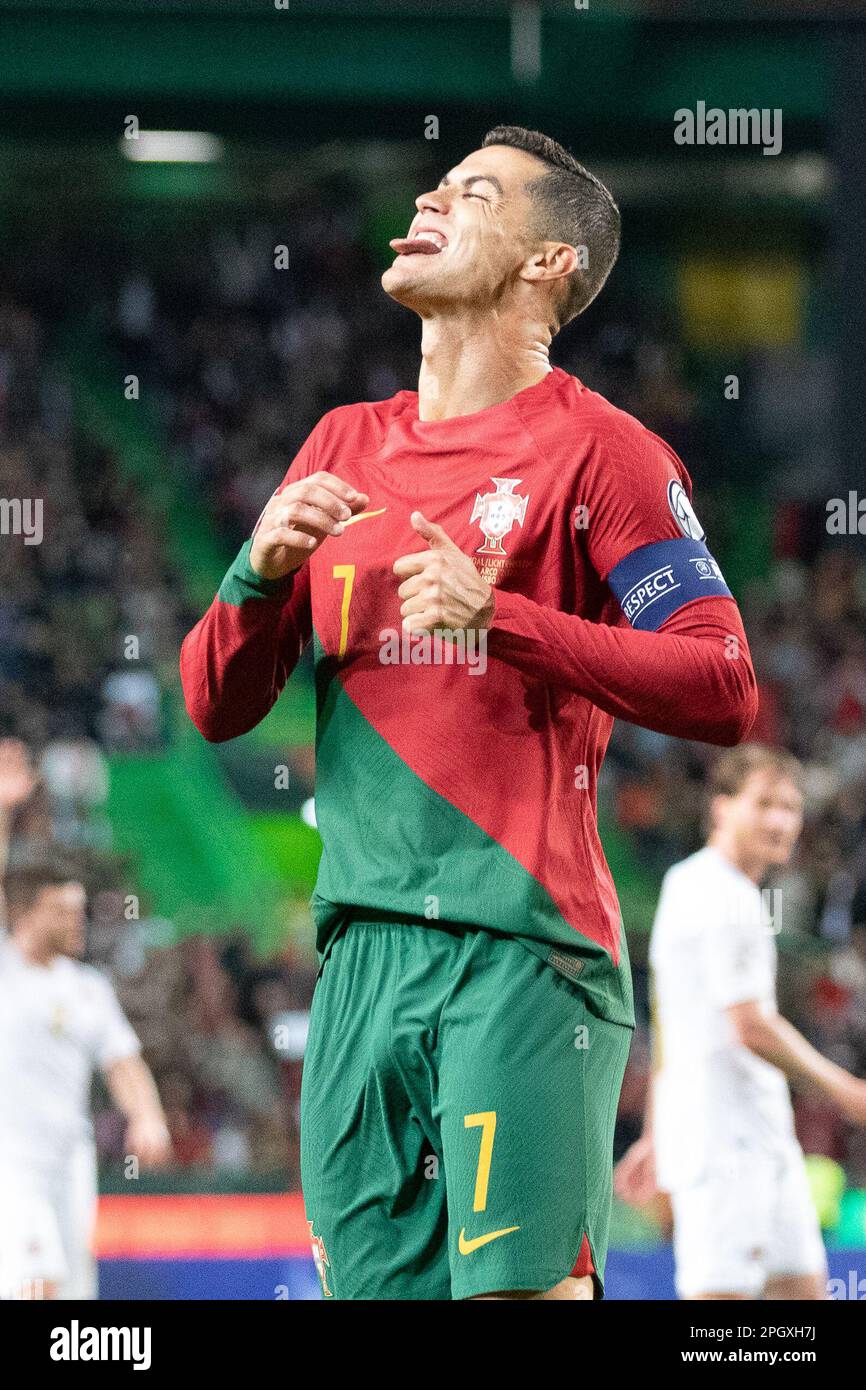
[
  {"left": 416, "top": 314, "right": 552, "bottom": 422},
  {"left": 706, "top": 834, "right": 767, "bottom": 885},
  {"left": 10, "top": 932, "right": 57, "bottom": 967}
]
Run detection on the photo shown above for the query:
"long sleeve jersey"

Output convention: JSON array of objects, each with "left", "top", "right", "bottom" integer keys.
[{"left": 181, "top": 367, "right": 757, "bottom": 1025}]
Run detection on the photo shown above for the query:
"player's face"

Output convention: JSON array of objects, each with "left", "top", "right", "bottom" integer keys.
[
  {"left": 720, "top": 771, "right": 804, "bottom": 869},
  {"left": 381, "top": 144, "right": 547, "bottom": 315},
  {"left": 29, "top": 881, "right": 88, "bottom": 957}
]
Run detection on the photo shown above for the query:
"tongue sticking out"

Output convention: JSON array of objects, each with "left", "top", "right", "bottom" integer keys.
[{"left": 389, "top": 236, "right": 444, "bottom": 256}]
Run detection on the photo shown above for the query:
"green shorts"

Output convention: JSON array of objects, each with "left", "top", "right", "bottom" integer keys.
[{"left": 300, "top": 917, "right": 631, "bottom": 1301}]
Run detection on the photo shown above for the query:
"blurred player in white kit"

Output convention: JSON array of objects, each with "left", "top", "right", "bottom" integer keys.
[
  {"left": 0, "top": 739, "right": 170, "bottom": 1300},
  {"left": 616, "top": 743, "right": 866, "bottom": 1300}
]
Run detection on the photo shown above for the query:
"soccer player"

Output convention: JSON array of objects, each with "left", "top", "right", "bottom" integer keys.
[
  {"left": 181, "top": 126, "right": 758, "bottom": 1300},
  {"left": 0, "top": 852, "right": 171, "bottom": 1300},
  {"left": 615, "top": 744, "right": 866, "bottom": 1301}
]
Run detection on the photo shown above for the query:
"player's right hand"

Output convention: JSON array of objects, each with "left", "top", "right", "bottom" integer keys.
[
  {"left": 613, "top": 1133, "right": 658, "bottom": 1205},
  {"left": 249, "top": 473, "right": 369, "bottom": 581}
]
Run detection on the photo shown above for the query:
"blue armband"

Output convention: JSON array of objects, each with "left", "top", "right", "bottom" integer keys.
[{"left": 607, "top": 537, "right": 732, "bottom": 631}]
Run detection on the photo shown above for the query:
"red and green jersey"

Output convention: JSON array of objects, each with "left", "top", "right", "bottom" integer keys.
[{"left": 181, "top": 367, "right": 757, "bottom": 1027}]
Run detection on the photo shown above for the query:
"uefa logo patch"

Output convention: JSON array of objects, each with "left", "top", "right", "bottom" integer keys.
[
  {"left": 690, "top": 555, "right": 724, "bottom": 582},
  {"left": 668, "top": 480, "right": 705, "bottom": 542}
]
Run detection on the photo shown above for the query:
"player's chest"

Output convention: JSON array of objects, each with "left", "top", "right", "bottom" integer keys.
[
  {"left": 5, "top": 979, "right": 96, "bottom": 1054},
  {"left": 307, "top": 460, "right": 587, "bottom": 654}
]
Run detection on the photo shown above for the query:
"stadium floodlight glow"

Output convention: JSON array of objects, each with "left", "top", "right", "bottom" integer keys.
[{"left": 120, "top": 131, "right": 224, "bottom": 163}]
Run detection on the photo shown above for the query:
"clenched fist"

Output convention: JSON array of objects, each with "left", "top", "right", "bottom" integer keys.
[
  {"left": 394, "top": 512, "right": 494, "bottom": 635},
  {"left": 250, "top": 472, "right": 369, "bottom": 581}
]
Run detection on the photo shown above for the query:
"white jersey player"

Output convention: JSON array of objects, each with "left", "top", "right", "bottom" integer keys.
[
  {"left": 615, "top": 744, "right": 866, "bottom": 1300},
  {"left": 0, "top": 853, "right": 171, "bottom": 1300}
]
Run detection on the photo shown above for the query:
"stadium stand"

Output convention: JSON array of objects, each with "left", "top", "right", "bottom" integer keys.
[{"left": 2, "top": 191, "right": 866, "bottom": 1203}]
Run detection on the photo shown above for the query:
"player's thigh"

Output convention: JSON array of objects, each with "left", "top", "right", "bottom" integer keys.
[
  {"left": 764, "top": 1147, "right": 828, "bottom": 1298},
  {"left": 55, "top": 1144, "right": 99, "bottom": 1301},
  {"left": 299, "top": 922, "right": 448, "bottom": 1300},
  {"left": 0, "top": 1171, "right": 67, "bottom": 1300},
  {"left": 672, "top": 1156, "right": 775, "bottom": 1300},
  {"left": 439, "top": 933, "right": 631, "bottom": 1302}
]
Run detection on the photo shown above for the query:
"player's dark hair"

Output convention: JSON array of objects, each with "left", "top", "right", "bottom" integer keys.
[
  {"left": 709, "top": 744, "right": 804, "bottom": 800},
  {"left": 482, "top": 124, "right": 620, "bottom": 329},
  {"left": 3, "top": 848, "right": 83, "bottom": 923}
]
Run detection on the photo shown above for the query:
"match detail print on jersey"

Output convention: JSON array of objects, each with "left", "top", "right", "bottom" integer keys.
[{"left": 606, "top": 536, "right": 732, "bottom": 631}]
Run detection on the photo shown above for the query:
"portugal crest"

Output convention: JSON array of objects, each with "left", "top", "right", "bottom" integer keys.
[{"left": 470, "top": 477, "right": 529, "bottom": 556}]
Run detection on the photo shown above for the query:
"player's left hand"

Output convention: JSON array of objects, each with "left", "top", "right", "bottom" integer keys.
[
  {"left": 125, "top": 1112, "right": 173, "bottom": 1168},
  {"left": 394, "top": 512, "right": 494, "bottom": 635}
]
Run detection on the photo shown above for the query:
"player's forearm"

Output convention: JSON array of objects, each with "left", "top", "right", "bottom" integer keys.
[
  {"left": 105, "top": 1054, "right": 166, "bottom": 1125},
  {"left": 486, "top": 593, "right": 758, "bottom": 745},
  {"left": 181, "top": 601, "right": 293, "bottom": 742},
  {"left": 739, "top": 1011, "right": 850, "bottom": 1097},
  {"left": 180, "top": 540, "right": 310, "bottom": 742}
]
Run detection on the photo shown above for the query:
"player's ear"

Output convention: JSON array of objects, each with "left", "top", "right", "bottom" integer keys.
[{"left": 519, "top": 241, "right": 579, "bottom": 287}]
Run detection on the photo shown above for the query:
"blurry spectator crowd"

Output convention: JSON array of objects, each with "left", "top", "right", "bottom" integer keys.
[
  {"left": 0, "top": 301, "right": 177, "bottom": 771},
  {"left": 0, "top": 297, "right": 315, "bottom": 1182},
  {"left": 93, "top": 920, "right": 317, "bottom": 1180},
  {"left": 2, "top": 187, "right": 866, "bottom": 1187}
]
